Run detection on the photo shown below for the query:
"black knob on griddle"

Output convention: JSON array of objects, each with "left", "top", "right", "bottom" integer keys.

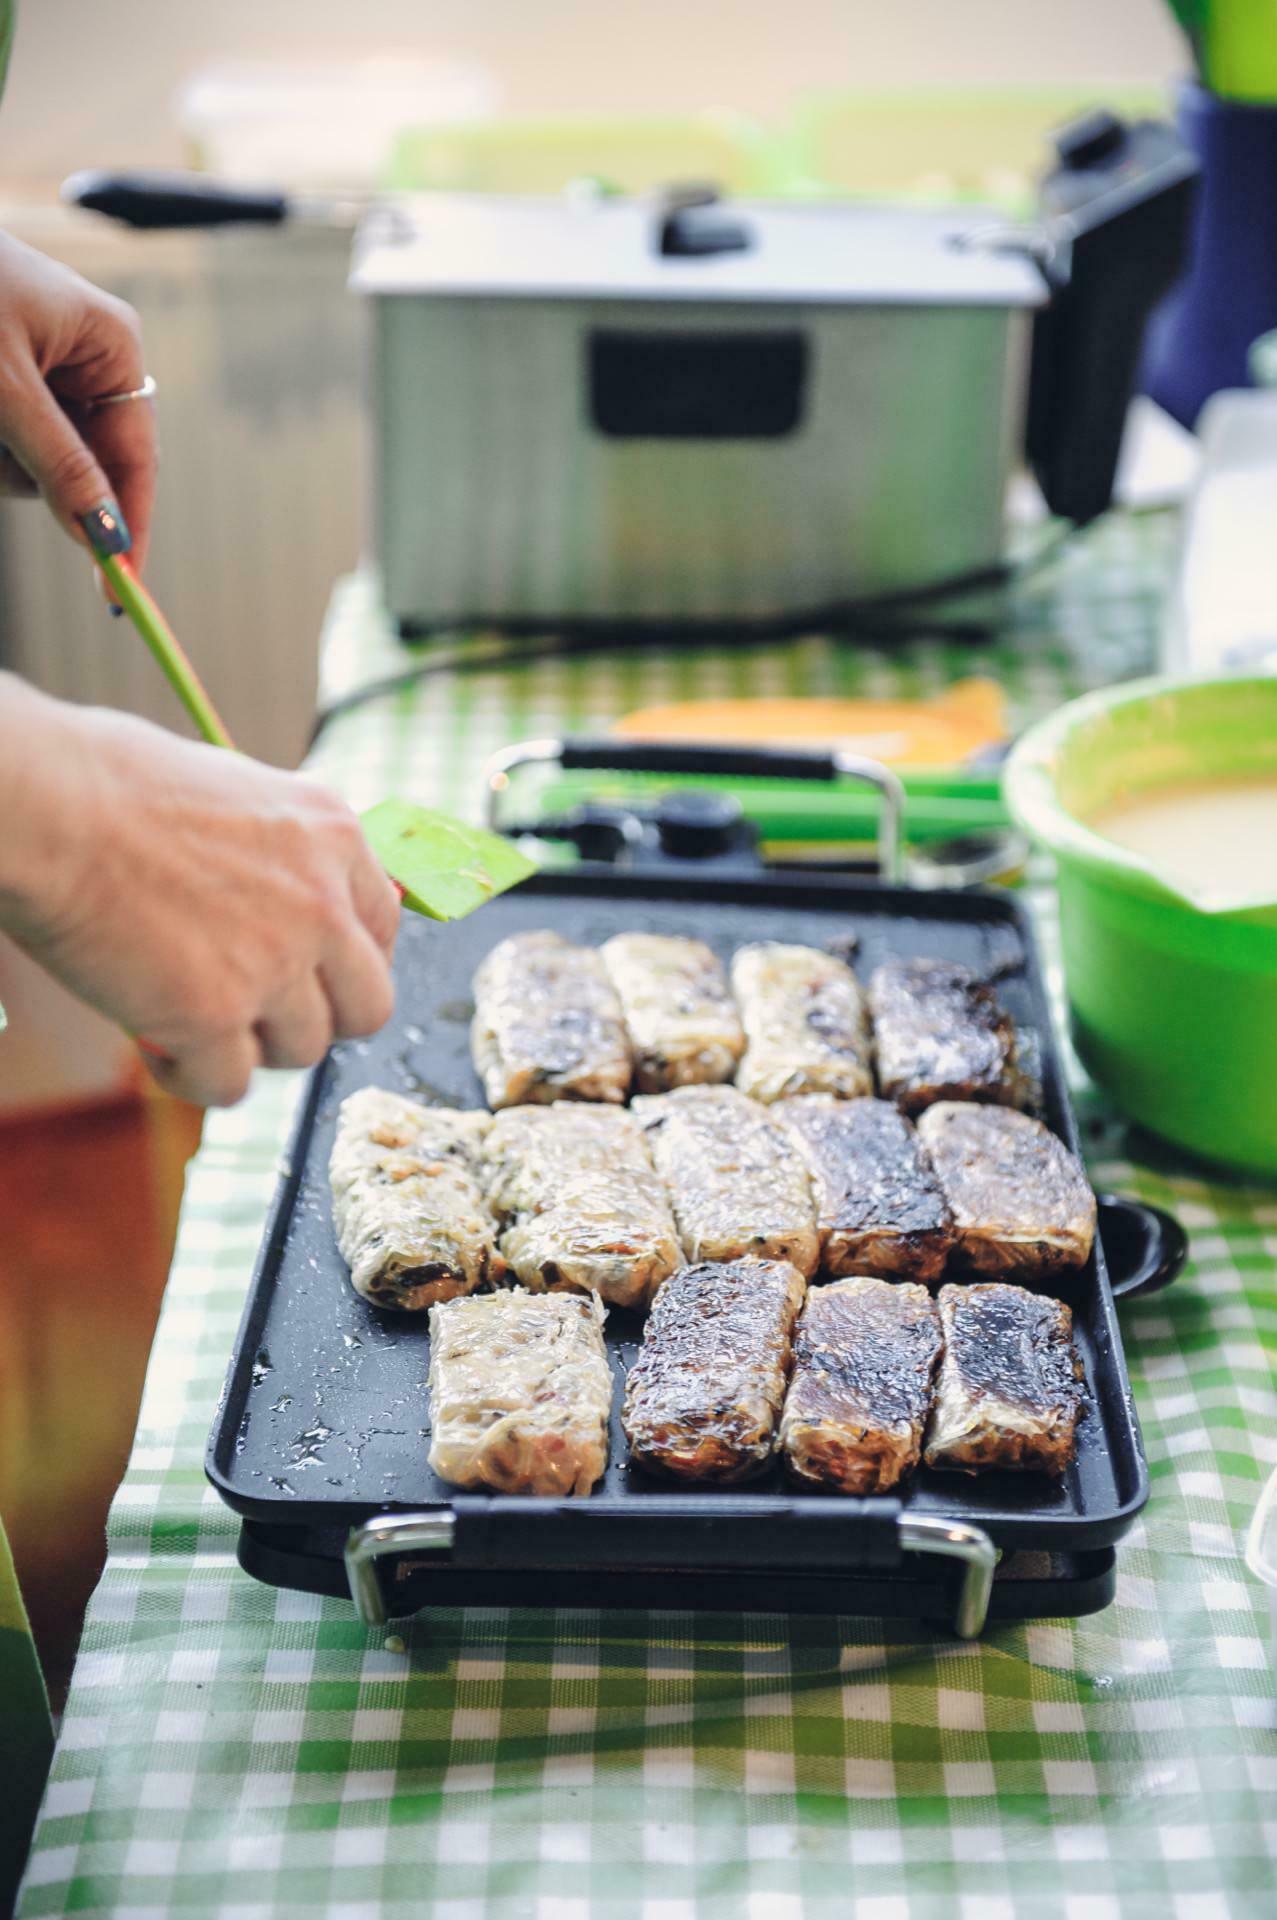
[
  {"left": 541, "top": 803, "right": 644, "bottom": 864},
  {"left": 654, "top": 788, "right": 744, "bottom": 858},
  {"left": 1053, "top": 108, "right": 1128, "bottom": 173}
]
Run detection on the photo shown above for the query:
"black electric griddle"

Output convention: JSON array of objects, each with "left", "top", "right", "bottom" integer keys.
[{"left": 207, "top": 872, "right": 1184, "bottom": 1637}]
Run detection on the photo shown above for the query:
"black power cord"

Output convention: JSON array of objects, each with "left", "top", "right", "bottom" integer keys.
[{"left": 307, "top": 526, "right": 1075, "bottom": 752}]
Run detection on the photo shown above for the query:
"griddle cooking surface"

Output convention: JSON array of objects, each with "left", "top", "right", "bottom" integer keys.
[{"left": 207, "top": 873, "right": 1148, "bottom": 1552}]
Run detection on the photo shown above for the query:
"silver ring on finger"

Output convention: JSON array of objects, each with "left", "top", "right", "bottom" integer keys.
[{"left": 86, "top": 374, "right": 158, "bottom": 411}]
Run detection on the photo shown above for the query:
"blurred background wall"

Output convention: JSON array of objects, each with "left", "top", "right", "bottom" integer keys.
[{"left": 2, "top": 0, "right": 1181, "bottom": 184}]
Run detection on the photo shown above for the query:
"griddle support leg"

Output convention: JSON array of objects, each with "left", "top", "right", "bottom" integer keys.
[
  {"left": 899, "top": 1514, "right": 997, "bottom": 1637},
  {"left": 345, "top": 1511, "right": 456, "bottom": 1626}
]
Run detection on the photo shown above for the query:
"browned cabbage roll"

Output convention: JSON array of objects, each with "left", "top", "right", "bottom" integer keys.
[
  {"left": 924, "top": 1282, "right": 1083, "bottom": 1477},
  {"left": 780, "top": 1276, "right": 943, "bottom": 1493},
  {"left": 622, "top": 1258, "right": 806, "bottom": 1484},
  {"left": 731, "top": 942, "right": 873, "bottom": 1102},
  {"left": 778, "top": 1095, "right": 955, "bottom": 1283},
  {"left": 471, "top": 930, "right": 632, "bottom": 1108},
  {"left": 428, "top": 1289, "right": 612, "bottom": 1495},
  {"left": 632, "top": 1084, "right": 819, "bottom": 1277},
  {"left": 916, "top": 1103, "right": 1096, "bottom": 1278},
  {"left": 329, "top": 1088, "right": 501, "bottom": 1311},
  {"left": 601, "top": 933, "right": 744, "bottom": 1092},
  {"left": 482, "top": 1104, "right": 680, "bottom": 1312},
  {"left": 868, "top": 957, "right": 1019, "bottom": 1115}
]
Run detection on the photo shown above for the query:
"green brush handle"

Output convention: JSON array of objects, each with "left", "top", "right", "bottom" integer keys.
[
  {"left": 99, "top": 553, "right": 235, "bottom": 749},
  {"left": 94, "top": 553, "right": 533, "bottom": 922}
]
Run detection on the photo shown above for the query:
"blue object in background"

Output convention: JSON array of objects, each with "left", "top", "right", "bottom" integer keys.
[{"left": 1142, "top": 80, "right": 1277, "bottom": 428}]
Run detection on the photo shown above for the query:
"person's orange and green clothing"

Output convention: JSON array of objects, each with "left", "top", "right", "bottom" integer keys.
[
  {"left": 0, "top": 8, "right": 58, "bottom": 1912},
  {"left": 0, "top": 1526, "right": 53, "bottom": 1913}
]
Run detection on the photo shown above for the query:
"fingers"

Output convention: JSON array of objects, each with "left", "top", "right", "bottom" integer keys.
[
  {"left": 142, "top": 927, "right": 391, "bottom": 1099},
  {"left": 0, "top": 445, "right": 38, "bottom": 497},
  {"left": 348, "top": 843, "right": 402, "bottom": 961},
  {"left": 142, "top": 1028, "right": 262, "bottom": 1109},
  {"left": 0, "top": 363, "right": 120, "bottom": 543},
  {"left": 320, "top": 920, "right": 396, "bottom": 1042},
  {"left": 140, "top": 789, "right": 396, "bottom": 1102},
  {"left": 0, "top": 238, "right": 154, "bottom": 563},
  {"left": 81, "top": 392, "right": 157, "bottom": 573},
  {"left": 255, "top": 973, "right": 333, "bottom": 1071}
]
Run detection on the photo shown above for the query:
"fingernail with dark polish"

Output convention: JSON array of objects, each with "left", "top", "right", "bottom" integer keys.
[
  {"left": 80, "top": 500, "right": 132, "bottom": 557},
  {"left": 108, "top": 603, "right": 124, "bottom": 619}
]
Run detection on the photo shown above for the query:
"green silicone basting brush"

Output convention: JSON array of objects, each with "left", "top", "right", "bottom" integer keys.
[{"left": 90, "top": 539, "right": 534, "bottom": 922}]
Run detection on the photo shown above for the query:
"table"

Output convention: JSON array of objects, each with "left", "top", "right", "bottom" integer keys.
[{"left": 19, "top": 515, "right": 1277, "bottom": 1919}]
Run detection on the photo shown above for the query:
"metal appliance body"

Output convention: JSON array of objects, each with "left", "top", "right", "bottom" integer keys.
[
  {"left": 353, "top": 195, "right": 1043, "bottom": 631},
  {"left": 61, "top": 112, "right": 1197, "bottom": 638}
]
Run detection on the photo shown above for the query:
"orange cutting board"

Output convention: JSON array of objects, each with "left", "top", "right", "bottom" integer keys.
[{"left": 611, "top": 678, "right": 1005, "bottom": 768}]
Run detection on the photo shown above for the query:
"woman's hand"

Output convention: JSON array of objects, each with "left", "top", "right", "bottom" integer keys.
[
  {"left": 0, "top": 676, "right": 400, "bottom": 1106},
  {"left": 0, "top": 231, "right": 157, "bottom": 570}
]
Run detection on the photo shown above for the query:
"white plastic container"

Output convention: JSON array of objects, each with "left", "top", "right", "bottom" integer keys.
[
  {"left": 1162, "top": 389, "right": 1277, "bottom": 677},
  {"left": 1245, "top": 1466, "right": 1277, "bottom": 1664},
  {"left": 177, "top": 58, "right": 498, "bottom": 189}
]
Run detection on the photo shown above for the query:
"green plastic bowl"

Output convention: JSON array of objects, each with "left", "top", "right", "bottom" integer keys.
[{"left": 1005, "top": 675, "right": 1277, "bottom": 1178}]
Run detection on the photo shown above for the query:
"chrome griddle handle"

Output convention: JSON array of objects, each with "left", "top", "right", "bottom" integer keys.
[
  {"left": 346, "top": 1510, "right": 456, "bottom": 1627},
  {"left": 483, "top": 737, "right": 905, "bottom": 883},
  {"left": 345, "top": 1505, "right": 995, "bottom": 1639},
  {"left": 898, "top": 1514, "right": 997, "bottom": 1640}
]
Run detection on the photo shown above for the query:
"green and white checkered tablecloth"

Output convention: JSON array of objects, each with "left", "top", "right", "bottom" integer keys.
[{"left": 19, "top": 517, "right": 1277, "bottom": 1919}]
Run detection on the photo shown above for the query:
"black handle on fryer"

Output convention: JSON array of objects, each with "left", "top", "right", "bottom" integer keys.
[
  {"left": 450, "top": 1495, "right": 903, "bottom": 1570},
  {"left": 1097, "top": 1194, "right": 1188, "bottom": 1300},
  {"left": 63, "top": 168, "right": 290, "bottom": 229},
  {"left": 558, "top": 740, "right": 842, "bottom": 784}
]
